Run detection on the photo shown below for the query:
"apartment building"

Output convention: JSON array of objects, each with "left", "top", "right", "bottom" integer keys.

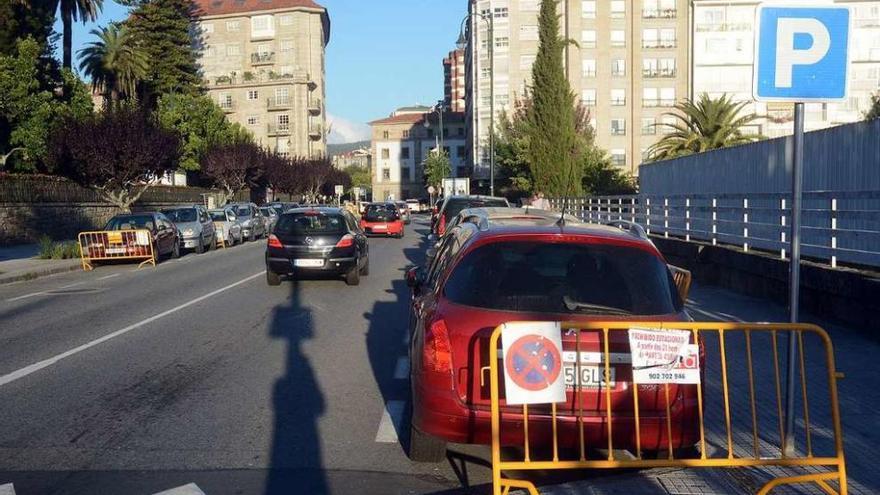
[
  {"left": 464, "top": 0, "right": 689, "bottom": 176},
  {"left": 332, "top": 148, "right": 371, "bottom": 170},
  {"left": 444, "top": 48, "right": 467, "bottom": 112},
  {"left": 370, "top": 107, "right": 469, "bottom": 201},
  {"left": 693, "top": 0, "right": 880, "bottom": 138},
  {"left": 194, "top": 0, "right": 330, "bottom": 157}
]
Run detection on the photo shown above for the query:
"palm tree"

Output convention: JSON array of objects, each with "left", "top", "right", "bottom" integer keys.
[
  {"left": 646, "top": 93, "right": 763, "bottom": 162},
  {"left": 78, "top": 24, "right": 148, "bottom": 105},
  {"left": 56, "top": 0, "right": 104, "bottom": 69}
]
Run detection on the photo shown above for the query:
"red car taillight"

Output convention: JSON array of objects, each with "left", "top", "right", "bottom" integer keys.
[
  {"left": 423, "top": 317, "right": 453, "bottom": 374},
  {"left": 437, "top": 215, "right": 446, "bottom": 235},
  {"left": 267, "top": 234, "right": 283, "bottom": 248},
  {"left": 335, "top": 234, "right": 354, "bottom": 248}
]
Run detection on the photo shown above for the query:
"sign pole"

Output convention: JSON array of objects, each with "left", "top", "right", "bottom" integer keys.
[{"left": 784, "top": 101, "right": 805, "bottom": 455}]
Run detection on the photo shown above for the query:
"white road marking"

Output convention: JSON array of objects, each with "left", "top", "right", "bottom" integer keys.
[
  {"left": 688, "top": 306, "right": 745, "bottom": 323},
  {"left": 375, "top": 400, "right": 406, "bottom": 443},
  {"left": 0, "top": 483, "right": 15, "bottom": 495},
  {"left": 58, "top": 281, "right": 85, "bottom": 289},
  {"left": 6, "top": 282, "right": 86, "bottom": 302},
  {"left": 0, "top": 272, "right": 263, "bottom": 388},
  {"left": 98, "top": 273, "right": 120, "bottom": 280},
  {"left": 153, "top": 483, "right": 206, "bottom": 495},
  {"left": 393, "top": 356, "right": 410, "bottom": 379}
]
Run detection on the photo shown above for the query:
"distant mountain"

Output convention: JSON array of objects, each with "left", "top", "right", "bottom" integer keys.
[{"left": 328, "top": 140, "right": 370, "bottom": 156}]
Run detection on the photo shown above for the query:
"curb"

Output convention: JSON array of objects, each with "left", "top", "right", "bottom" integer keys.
[{"left": 0, "top": 262, "right": 82, "bottom": 285}]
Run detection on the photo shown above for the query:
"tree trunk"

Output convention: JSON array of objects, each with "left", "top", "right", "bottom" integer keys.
[{"left": 62, "top": 6, "right": 72, "bottom": 69}]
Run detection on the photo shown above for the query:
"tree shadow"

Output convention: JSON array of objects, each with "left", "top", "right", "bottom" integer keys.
[{"left": 264, "top": 277, "right": 328, "bottom": 494}]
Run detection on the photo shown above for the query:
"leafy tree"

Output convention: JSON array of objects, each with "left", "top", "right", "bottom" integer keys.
[
  {"left": 295, "top": 157, "right": 334, "bottom": 203},
  {"left": 263, "top": 153, "right": 302, "bottom": 200},
  {"left": 646, "top": 93, "right": 763, "bottom": 162},
  {"left": 125, "top": 0, "right": 202, "bottom": 105},
  {"left": 423, "top": 151, "right": 451, "bottom": 191},
  {"left": 201, "top": 142, "right": 265, "bottom": 204},
  {"left": 527, "top": 0, "right": 581, "bottom": 196},
  {"left": 79, "top": 23, "right": 148, "bottom": 105},
  {"left": 321, "top": 167, "right": 352, "bottom": 199},
  {"left": 866, "top": 92, "right": 880, "bottom": 121},
  {"left": 157, "top": 93, "right": 251, "bottom": 171},
  {"left": 347, "top": 164, "right": 371, "bottom": 192},
  {"left": 56, "top": 0, "right": 103, "bottom": 69},
  {"left": 0, "top": 38, "right": 93, "bottom": 172},
  {"left": 49, "top": 105, "right": 180, "bottom": 210},
  {"left": 0, "top": 0, "right": 57, "bottom": 59}
]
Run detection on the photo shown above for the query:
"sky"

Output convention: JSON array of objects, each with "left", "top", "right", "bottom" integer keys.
[{"left": 54, "top": 0, "right": 466, "bottom": 144}]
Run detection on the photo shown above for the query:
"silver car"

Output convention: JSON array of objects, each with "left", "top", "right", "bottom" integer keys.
[
  {"left": 229, "top": 202, "right": 267, "bottom": 241},
  {"left": 209, "top": 207, "right": 243, "bottom": 246},
  {"left": 161, "top": 204, "right": 216, "bottom": 254},
  {"left": 260, "top": 207, "right": 279, "bottom": 232}
]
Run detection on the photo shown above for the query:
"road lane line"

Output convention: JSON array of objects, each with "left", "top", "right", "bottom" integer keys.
[
  {"left": 688, "top": 306, "right": 745, "bottom": 323},
  {"left": 393, "top": 356, "right": 410, "bottom": 380},
  {"left": 5, "top": 281, "right": 86, "bottom": 302},
  {"left": 0, "top": 272, "right": 264, "bottom": 388},
  {"left": 375, "top": 400, "right": 406, "bottom": 443},
  {"left": 153, "top": 483, "right": 206, "bottom": 495},
  {"left": 98, "top": 273, "right": 120, "bottom": 280}
]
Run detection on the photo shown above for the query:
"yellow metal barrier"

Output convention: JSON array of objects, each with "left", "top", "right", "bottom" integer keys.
[
  {"left": 77, "top": 229, "right": 156, "bottom": 271},
  {"left": 669, "top": 265, "right": 692, "bottom": 301},
  {"left": 489, "top": 322, "right": 847, "bottom": 495}
]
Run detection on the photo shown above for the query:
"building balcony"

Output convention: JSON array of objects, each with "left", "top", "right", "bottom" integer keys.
[
  {"left": 308, "top": 124, "right": 323, "bottom": 140},
  {"left": 642, "top": 41, "right": 678, "bottom": 49},
  {"left": 251, "top": 52, "right": 275, "bottom": 66},
  {"left": 643, "top": 9, "right": 677, "bottom": 19},
  {"left": 267, "top": 96, "right": 292, "bottom": 111},
  {"left": 210, "top": 69, "right": 310, "bottom": 87},
  {"left": 267, "top": 123, "right": 291, "bottom": 136},
  {"left": 642, "top": 68, "right": 677, "bottom": 78},
  {"left": 308, "top": 98, "right": 322, "bottom": 115}
]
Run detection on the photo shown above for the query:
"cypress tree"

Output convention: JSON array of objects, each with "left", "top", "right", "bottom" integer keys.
[
  {"left": 125, "top": 0, "right": 203, "bottom": 105},
  {"left": 527, "top": 0, "right": 582, "bottom": 196}
]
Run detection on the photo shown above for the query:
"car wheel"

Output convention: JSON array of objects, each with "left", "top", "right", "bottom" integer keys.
[
  {"left": 345, "top": 265, "right": 360, "bottom": 286},
  {"left": 408, "top": 424, "right": 446, "bottom": 462},
  {"left": 207, "top": 234, "right": 215, "bottom": 251},
  {"left": 266, "top": 270, "right": 282, "bottom": 286},
  {"left": 171, "top": 240, "right": 180, "bottom": 259},
  {"left": 195, "top": 237, "right": 205, "bottom": 254},
  {"left": 249, "top": 231, "right": 256, "bottom": 242},
  {"left": 360, "top": 255, "right": 370, "bottom": 276},
  {"left": 151, "top": 242, "right": 160, "bottom": 264}
]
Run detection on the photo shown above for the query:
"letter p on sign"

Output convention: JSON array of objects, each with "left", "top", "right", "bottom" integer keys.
[{"left": 754, "top": 4, "right": 850, "bottom": 102}]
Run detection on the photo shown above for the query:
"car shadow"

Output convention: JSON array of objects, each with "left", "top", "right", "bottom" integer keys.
[{"left": 263, "top": 277, "right": 328, "bottom": 494}]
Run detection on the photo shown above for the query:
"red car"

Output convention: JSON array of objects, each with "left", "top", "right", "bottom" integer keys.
[
  {"left": 405, "top": 213, "right": 698, "bottom": 461},
  {"left": 360, "top": 202, "right": 404, "bottom": 238}
]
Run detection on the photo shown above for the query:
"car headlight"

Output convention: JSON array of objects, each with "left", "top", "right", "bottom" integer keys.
[
  {"left": 183, "top": 228, "right": 195, "bottom": 236},
  {"left": 242, "top": 220, "right": 252, "bottom": 227}
]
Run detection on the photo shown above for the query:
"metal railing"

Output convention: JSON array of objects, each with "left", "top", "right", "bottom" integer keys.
[
  {"left": 250, "top": 52, "right": 275, "bottom": 65},
  {"left": 549, "top": 192, "right": 880, "bottom": 268}
]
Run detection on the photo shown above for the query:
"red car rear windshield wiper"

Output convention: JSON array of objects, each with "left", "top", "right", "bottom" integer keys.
[{"left": 562, "top": 296, "right": 633, "bottom": 316}]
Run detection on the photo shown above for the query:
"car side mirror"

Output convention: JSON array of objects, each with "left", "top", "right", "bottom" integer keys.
[
  {"left": 158, "top": 224, "right": 167, "bottom": 231},
  {"left": 228, "top": 214, "right": 236, "bottom": 221},
  {"left": 406, "top": 266, "right": 425, "bottom": 288}
]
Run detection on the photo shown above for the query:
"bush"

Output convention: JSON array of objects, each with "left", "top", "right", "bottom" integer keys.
[{"left": 37, "top": 235, "right": 80, "bottom": 260}]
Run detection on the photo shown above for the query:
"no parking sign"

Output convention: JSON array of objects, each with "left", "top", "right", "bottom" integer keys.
[{"left": 501, "top": 322, "right": 566, "bottom": 405}]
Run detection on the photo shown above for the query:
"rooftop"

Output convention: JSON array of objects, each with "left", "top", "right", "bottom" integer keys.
[{"left": 193, "top": 0, "right": 330, "bottom": 43}]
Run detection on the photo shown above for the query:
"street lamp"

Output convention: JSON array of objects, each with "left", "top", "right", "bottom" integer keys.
[
  {"left": 457, "top": 10, "right": 494, "bottom": 196},
  {"left": 423, "top": 100, "right": 447, "bottom": 152}
]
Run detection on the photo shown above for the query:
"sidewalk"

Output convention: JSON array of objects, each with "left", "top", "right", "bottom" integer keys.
[{"left": 0, "top": 244, "right": 81, "bottom": 285}]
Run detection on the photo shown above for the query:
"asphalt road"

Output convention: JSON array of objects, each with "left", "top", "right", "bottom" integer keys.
[{"left": 1, "top": 216, "right": 878, "bottom": 495}]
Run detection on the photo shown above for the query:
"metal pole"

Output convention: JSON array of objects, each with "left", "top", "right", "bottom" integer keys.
[
  {"left": 784, "top": 101, "right": 804, "bottom": 455},
  {"left": 488, "top": 15, "right": 495, "bottom": 197},
  {"left": 439, "top": 104, "right": 444, "bottom": 153}
]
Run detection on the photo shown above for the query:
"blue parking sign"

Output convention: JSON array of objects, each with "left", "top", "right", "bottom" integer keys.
[{"left": 753, "top": 4, "right": 851, "bottom": 102}]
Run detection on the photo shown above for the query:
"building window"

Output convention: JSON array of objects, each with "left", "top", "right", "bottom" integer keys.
[
  {"left": 643, "top": 87, "right": 659, "bottom": 106},
  {"left": 582, "top": 1, "right": 596, "bottom": 19},
  {"left": 457, "top": 166, "right": 468, "bottom": 177},
  {"left": 280, "top": 39, "right": 294, "bottom": 52},
  {"left": 458, "top": 127, "right": 465, "bottom": 137},
  {"left": 402, "top": 130, "right": 410, "bottom": 138},
  {"left": 381, "top": 148, "right": 390, "bottom": 159},
  {"left": 279, "top": 14, "right": 294, "bottom": 26},
  {"left": 401, "top": 147, "right": 410, "bottom": 159},
  {"left": 381, "top": 169, "right": 390, "bottom": 180},
  {"left": 611, "top": 59, "right": 625, "bottom": 77},
  {"left": 611, "top": 150, "right": 626, "bottom": 167},
  {"left": 520, "top": 25, "right": 538, "bottom": 41},
  {"left": 581, "top": 30, "right": 597, "bottom": 48},
  {"left": 247, "top": 115, "right": 259, "bottom": 126},
  {"left": 496, "top": 94, "right": 509, "bottom": 106},
  {"left": 382, "top": 130, "right": 389, "bottom": 139},
  {"left": 611, "top": 0, "right": 625, "bottom": 18},
  {"left": 611, "top": 30, "right": 626, "bottom": 47},
  {"left": 611, "top": 119, "right": 626, "bottom": 135},
  {"left": 643, "top": 29, "right": 658, "bottom": 48},
  {"left": 481, "top": 67, "right": 491, "bottom": 79},
  {"left": 247, "top": 90, "right": 258, "bottom": 100},
  {"left": 583, "top": 58, "right": 596, "bottom": 77},
  {"left": 401, "top": 167, "right": 411, "bottom": 181},
  {"left": 520, "top": 0, "right": 539, "bottom": 11},
  {"left": 643, "top": 58, "right": 658, "bottom": 77},
  {"left": 662, "top": 116, "right": 676, "bottom": 134},
  {"left": 226, "top": 43, "right": 240, "bottom": 56},
  {"left": 204, "top": 46, "right": 216, "bottom": 58},
  {"left": 277, "top": 114, "right": 289, "bottom": 130},
  {"left": 611, "top": 89, "right": 626, "bottom": 106},
  {"left": 457, "top": 146, "right": 466, "bottom": 158},
  {"left": 494, "top": 7, "right": 508, "bottom": 18},
  {"left": 641, "top": 117, "right": 656, "bottom": 135},
  {"left": 201, "top": 22, "right": 214, "bottom": 34},
  {"left": 659, "top": 58, "right": 676, "bottom": 77},
  {"left": 495, "top": 36, "right": 509, "bottom": 49},
  {"left": 660, "top": 28, "right": 677, "bottom": 48},
  {"left": 218, "top": 93, "right": 232, "bottom": 109},
  {"left": 278, "top": 65, "right": 293, "bottom": 76},
  {"left": 659, "top": 0, "right": 676, "bottom": 18},
  {"left": 582, "top": 89, "right": 597, "bottom": 106},
  {"left": 251, "top": 15, "right": 274, "bottom": 38},
  {"left": 660, "top": 87, "right": 676, "bottom": 106},
  {"left": 226, "top": 20, "right": 240, "bottom": 32},
  {"left": 520, "top": 54, "right": 536, "bottom": 70}
]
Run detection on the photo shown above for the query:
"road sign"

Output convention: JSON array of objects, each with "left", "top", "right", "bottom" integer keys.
[
  {"left": 753, "top": 4, "right": 851, "bottom": 102},
  {"left": 427, "top": 185, "right": 435, "bottom": 195},
  {"left": 501, "top": 322, "right": 565, "bottom": 405},
  {"left": 334, "top": 185, "right": 344, "bottom": 196},
  {"left": 628, "top": 328, "right": 700, "bottom": 384}
]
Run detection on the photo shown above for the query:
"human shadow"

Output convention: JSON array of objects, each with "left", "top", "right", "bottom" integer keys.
[{"left": 264, "top": 278, "right": 328, "bottom": 494}]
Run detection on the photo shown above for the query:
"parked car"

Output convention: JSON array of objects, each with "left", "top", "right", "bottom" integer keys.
[
  {"left": 265, "top": 207, "right": 369, "bottom": 286},
  {"left": 229, "top": 202, "right": 267, "bottom": 241},
  {"left": 260, "top": 207, "right": 280, "bottom": 231},
  {"left": 406, "top": 199, "right": 422, "bottom": 214},
  {"left": 101, "top": 212, "right": 180, "bottom": 261},
  {"left": 396, "top": 201, "right": 411, "bottom": 224},
  {"left": 431, "top": 195, "right": 510, "bottom": 237},
  {"left": 360, "top": 202, "right": 404, "bottom": 238},
  {"left": 268, "top": 202, "right": 300, "bottom": 216},
  {"left": 161, "top": 205, "right": 216, "bottom": 254},
  {"left": 209, "top": 207, "right": 243, "bottom": 246},
  {"left": 405, "top": 212, "right": 697, "bottom": 462}
]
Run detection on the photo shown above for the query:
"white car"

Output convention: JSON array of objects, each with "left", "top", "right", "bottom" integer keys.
[{"left": 405, "top": 199, "right": 421, "bottom": 214}]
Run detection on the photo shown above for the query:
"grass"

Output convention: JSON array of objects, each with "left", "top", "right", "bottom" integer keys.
[{"left": 37, "top": 235, "right": 81, "bottom": 260}]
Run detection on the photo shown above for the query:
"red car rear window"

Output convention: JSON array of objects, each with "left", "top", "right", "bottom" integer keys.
[{"left": 443, "top": 240, "right": 681, "bottom": 315}]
